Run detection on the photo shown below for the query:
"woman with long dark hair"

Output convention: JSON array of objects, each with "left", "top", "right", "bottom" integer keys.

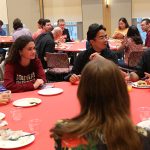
[
  {"left": 3, "top": 35, "right": 46, "bottom": 93},
  {"left": 118, "top": 25, "right": 143, "bottom": 67},
  {"left": 50, "top": 58, "right": 150, "bottom": 150}
]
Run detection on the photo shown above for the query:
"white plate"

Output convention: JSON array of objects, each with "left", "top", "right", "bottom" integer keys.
[
  {"left": 77, "top": 48, "right": 86, "bottom": 51},
  {"left": 38, "top": 88, "right": 63, "bottom": 96},
  {"left": 66, "top": 42, "right": 76, "bottom": 44},
  {"left": 0, "top": 132, "right": 35, "bottom": 149},
  {"left": 137, "top": 120, "right": 150, "bottom": 129},
  {"left": 13, "top": 98, "right": 42, "bottom": 107},
  {"left": 132, "top": 82, "right": 150, "bottom": 89},
  {"left": 0, "top": 112, "right": 5, "bottom": 120}
]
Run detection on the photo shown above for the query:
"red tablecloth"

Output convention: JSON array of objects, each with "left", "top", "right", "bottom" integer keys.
[
  {"left": 0, "top": 36, "right": 13, "bottom": 43},
  {"left": 0, "top": 36, "right": 13, "bottom": 48},
  {"left": 0, "top": 82, "right": 150, "bottom": 150},
  {"left": 55, "top": 39, "right": 122, "bottom": 52}
]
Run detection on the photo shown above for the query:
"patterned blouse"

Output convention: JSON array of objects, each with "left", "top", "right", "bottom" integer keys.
[
  {"left": 53, "top": 121, "right": 150, "bottom": 150},
  {"left": 123, "top": 38, "right": 143, "bottom": 65}
]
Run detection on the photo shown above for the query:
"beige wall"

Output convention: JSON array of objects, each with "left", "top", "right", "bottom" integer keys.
[
  {"left": 1, "top": 0, "right": 150, "bottom": 37},
  {"left": 82, "top": 0, "right": 103, "bottom": 39},
  {"left": 0, "top": 0, "right": 8, "bottom": 24},
  {"left": 7, "top": 0, "right": 40, "bottom": 34},
  {"left": 110, "top": 0, "right": 132, "bottom": 35},
  {"left": 43, "top": 0, "right": 82, "bottom": 23},
  {"left": 132, "top": 0, "right": 150, "bottom": 18}
]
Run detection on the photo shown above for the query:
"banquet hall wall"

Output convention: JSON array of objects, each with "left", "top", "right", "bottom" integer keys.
[{"left": 0, "top": 0, "right": 150, "bottom": 38}]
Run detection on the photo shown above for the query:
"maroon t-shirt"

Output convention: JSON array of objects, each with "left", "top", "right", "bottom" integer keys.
[{"left": 4, "top": 58, "right": 46, "bottom": 93}]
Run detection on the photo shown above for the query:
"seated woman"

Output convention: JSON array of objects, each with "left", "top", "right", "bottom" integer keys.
[
  {"left": 3, "top": 35, "right": 46, "bottom": 93},
  {"left": 112, "top": 17, "right": 129, "bottom": 39},
  {"left": 117, "top": 25, "right": 143, "bottom": 68},
  {"left": 50, "top": 59, "right": 150, "bottom": 150}
]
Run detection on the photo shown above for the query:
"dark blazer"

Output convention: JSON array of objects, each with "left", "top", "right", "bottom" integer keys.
[{"left": 35, "top": 32, "right": 55, "bottom": 69}]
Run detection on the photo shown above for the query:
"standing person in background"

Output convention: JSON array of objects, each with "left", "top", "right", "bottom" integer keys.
[
  {"left": 51, "top": 58, "right": 150, "bottom": 150},
  {"left": 112, "top": 17, "right": 129, "bottom": 39},
  {"left": 0, "top": 20, "right": 6, "bottom": 36},
  {"left": 57, "top": 18, "right": 71, "bottom": 42},
  {"left": 4, "top": 35, "right": 46, "bottom": 93},
  {"left": 12, "top": 18, "right": 32, "bottom": 41},
  {"left": 141, "top": 18, "right": 150, "bottom": 47}
]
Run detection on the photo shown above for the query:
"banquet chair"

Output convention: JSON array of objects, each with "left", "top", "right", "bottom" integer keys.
[
  {"left": 119, "top": 50, "right": 144, "bottom": 73},
  {"left": 128, "top": 50, "right": 144, "bottom": 68},
  {"left": 45, "top": 52, "right": 72, "bottom": 82}
]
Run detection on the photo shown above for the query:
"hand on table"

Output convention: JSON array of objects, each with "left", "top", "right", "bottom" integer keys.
[
  {"left": 114, "top": 33, "right": 124, "bottom": 39},
  {"left": 33, "top": 79, "right": 44, "bottom": 89},
  {"left": 69, "top": 74, "right": 81, "bottom": 84},
  {"left": 89, "top": 52, "right": 105, "bottom": 61},
  {"left": 144, "top": 72, "right": 150, "bottom": 84}
]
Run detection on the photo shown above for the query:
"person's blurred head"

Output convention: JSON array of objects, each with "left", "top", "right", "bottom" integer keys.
[
  {"left": 78, "top": 59, "right": 130, "bottom": 122},
  {"left": 37, "top": 18, "right": 45, "bottom": 29},
  {"left": 13, "top": 18, "right": 23, "bottom": 30},
  {"left": 0, "top": 20, "right": 4, "bottom": 28},
  {"left": 118, "top": 17, "right": 129, "bottom": 30},
  {"left": 6, "top": 35, "right": 35, "bottom": 64},
  {"left": 57, "top": 19, "right": 65, "bottom": 31},
  {"left": 141, "top": 18, "right": 150, "bottom": 32},
  {"left": 43, "top": 19, "right": 52, "bottom": 32},
  {"left": 127, "top": 25, "right": 143, "bottom": 45},
  {"left": 87, "top": 23, "right": 107, "bottom": 52},
  {"left": 52, "top": 27, "right": 63, "bottom": 40}
]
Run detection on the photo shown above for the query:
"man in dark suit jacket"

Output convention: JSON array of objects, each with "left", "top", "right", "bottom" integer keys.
[
  {"left": 57, "top": 19, "right": 71, "bottom": 42},
  {"left": 35, "top": 27, "right": 62, "bottom": 69}
]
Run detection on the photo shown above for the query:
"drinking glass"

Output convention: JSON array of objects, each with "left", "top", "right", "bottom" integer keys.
[
  {"left": 139, "top": 107, "right": 150, "bottom": 121},
  {"left": 10, "top": 107, "right": 22, "bottom": 121},
  {"left": 28, "top": 119, "right": 41, "bottom": 135}
]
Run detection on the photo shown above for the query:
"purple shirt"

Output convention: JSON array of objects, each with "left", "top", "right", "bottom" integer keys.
[{"left": 12, "top": 28, "right": 32, "bottom": 41}]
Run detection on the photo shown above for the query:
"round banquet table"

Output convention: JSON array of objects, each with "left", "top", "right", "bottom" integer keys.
[
  {"left": 0, "top": 81, "right": 150, "bottom": 150},
  {"left": 0, "top": 36, "right": 13, "bottom": 48},
  {"left": 55, "top": 41, "right": 86, "bottom": 52}
]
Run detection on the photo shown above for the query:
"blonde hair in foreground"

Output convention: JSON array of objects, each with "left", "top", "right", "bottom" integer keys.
[{"left": 51, "top": 59, "right": 142, "bottom": 150}]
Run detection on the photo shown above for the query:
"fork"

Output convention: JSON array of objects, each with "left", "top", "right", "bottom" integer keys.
[
  {"left": 8, "top": 133, "right": 35, "bottom": 141},
  {"left": 30, "top": 102, "right": 38, "bottom": 105}
]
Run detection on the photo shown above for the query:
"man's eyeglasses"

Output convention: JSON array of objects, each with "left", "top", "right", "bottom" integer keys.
[{"left": 96, "top": 35, "right": 108, "bottom": 40}]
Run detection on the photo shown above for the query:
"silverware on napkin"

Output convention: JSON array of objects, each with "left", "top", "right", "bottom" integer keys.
[{"left": 8, "top": 133, "right": 35, "bottom": 141}]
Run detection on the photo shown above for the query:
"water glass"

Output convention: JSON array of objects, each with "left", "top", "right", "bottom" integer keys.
[
  {"left": 28, "top": 119, "right": 41, "bottom": 135},
  {"left": 10, "top": 107, "right": 22, "bottom": 121},
  {"left": 139, "top": 107, "right": 150, "bottom": 121}
]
